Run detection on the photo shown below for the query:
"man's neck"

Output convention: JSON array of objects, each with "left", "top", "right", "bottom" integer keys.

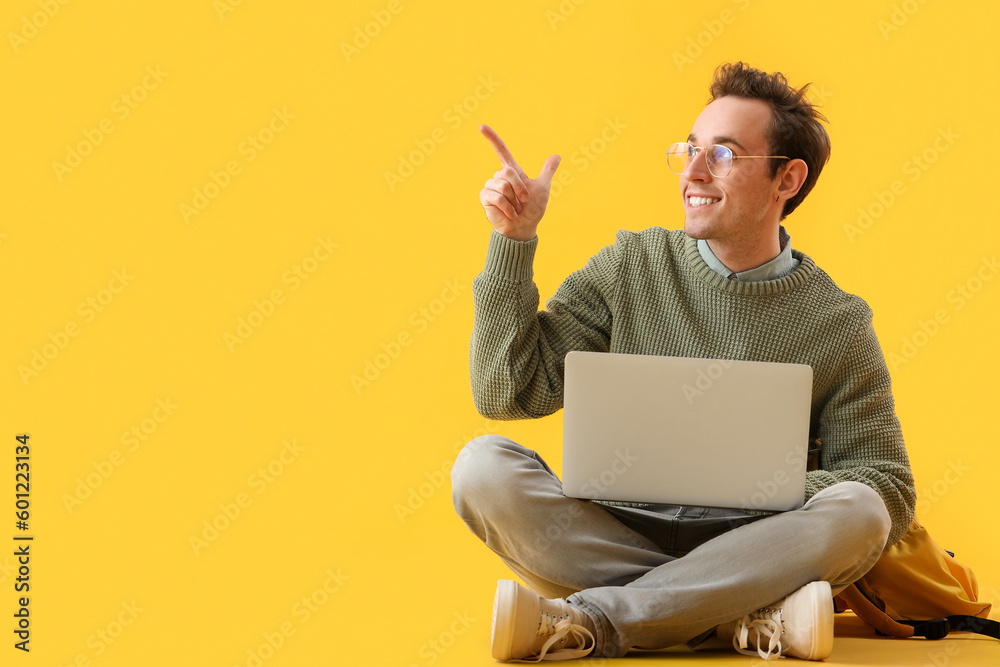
[{"left": 705, "top": 228, "right": 782, "bottom": 274}]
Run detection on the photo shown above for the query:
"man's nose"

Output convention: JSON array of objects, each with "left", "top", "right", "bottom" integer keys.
[{"left": 685, "top": 149, "right": 713, "bottom": 181}]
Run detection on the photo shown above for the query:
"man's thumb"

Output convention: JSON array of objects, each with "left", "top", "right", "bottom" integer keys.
[{"left": 535, "top": 154, "right": 561, "bottom": 187}]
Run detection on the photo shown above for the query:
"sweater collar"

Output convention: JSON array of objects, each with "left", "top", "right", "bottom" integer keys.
[
  {"left": 684, "top": 230, "right": 815, "bottom": 295},
  {"left": 696, "top": 226, "right": 799, "bottom": 282}
]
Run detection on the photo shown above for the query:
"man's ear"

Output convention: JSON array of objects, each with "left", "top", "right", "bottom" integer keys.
[{"left": 776, "top": 158, "right": 808, "bottom": 203}]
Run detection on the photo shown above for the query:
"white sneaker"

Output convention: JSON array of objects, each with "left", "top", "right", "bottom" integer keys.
[
  {"left": 725, "top": 581, "right": 834, "bottom": 661},
  {"left": 491, "top": 580, "right": 596, "bottom": 662}
]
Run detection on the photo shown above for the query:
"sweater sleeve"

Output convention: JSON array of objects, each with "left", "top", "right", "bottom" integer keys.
[
  {"left": 469, "top": 230, "right": 622, "bottom": 420},
  {"left": 806, "top": 315, "right": 916, "bottom": 547}
]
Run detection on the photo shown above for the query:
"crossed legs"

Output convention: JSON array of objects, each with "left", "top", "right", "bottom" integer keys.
[{"left": 451, "top": 435, "right": 891, "bottom": 658}]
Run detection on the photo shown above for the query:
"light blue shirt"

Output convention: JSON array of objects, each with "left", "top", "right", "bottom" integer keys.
[{"left": 697, "top": 226, "right": 800, "bottom": 281}]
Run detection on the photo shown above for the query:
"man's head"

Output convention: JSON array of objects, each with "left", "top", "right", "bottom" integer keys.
[
  {"left": 677, "top": 63, "right": 830, "bottom": 259},
  {"left": 707, "top": 62, "right": 831, "bottom": 220}
]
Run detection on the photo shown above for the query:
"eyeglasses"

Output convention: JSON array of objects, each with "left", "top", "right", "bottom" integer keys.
[{"left": 666, "top": 142, "right": 790, "bottom": 178}]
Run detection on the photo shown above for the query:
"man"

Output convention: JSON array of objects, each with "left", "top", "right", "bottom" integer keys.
[{"left": 451, "top": 62, "right": 915, "bottom": 661}]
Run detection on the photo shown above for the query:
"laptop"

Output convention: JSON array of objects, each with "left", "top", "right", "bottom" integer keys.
[{"left": 562, "top": 351, "right": 813, "bottom": 511}]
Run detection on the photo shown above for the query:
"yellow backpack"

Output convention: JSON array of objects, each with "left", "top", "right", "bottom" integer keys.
[{"left": 833, "top": 517, "right": 997, "bottom": 640}]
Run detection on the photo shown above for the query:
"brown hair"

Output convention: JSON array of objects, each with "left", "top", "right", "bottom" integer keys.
[{"left": 708, "top": 62, "right": 830, "bottom": 219}]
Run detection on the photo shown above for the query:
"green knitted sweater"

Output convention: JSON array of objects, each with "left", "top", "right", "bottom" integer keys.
[{"left": 470, "top": 226, "right": 916, "bottom": 547}]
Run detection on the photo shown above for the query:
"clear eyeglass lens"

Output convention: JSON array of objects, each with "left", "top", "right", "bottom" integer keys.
[
  {"left": 667, "top": 143, "right": 735, "bottom": 177},
  {"left": 666, "top": 143, "right": 691, "bottom": 175},
  {"left": 707, "top": 145, "right": 733, "bottom": 176}
]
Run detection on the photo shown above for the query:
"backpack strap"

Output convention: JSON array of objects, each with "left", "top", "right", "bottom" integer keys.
[
  {"left": 837, "top": 584, "right": 914, "bottom": 638},
  {"left": 900, "top": 616, "right": 1000, "bottom": 640},
  {"left": 838, "top": 584, "right": 1000, "bottom": 640}
]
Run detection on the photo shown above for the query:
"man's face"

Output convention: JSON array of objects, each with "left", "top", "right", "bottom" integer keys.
[{"left": 680, "top": 96, "right": 782, "bottom": 245}]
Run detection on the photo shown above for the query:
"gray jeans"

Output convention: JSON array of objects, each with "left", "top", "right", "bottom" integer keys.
[{"left": 451, "top": 435, "right": 892, "bottom": 658}]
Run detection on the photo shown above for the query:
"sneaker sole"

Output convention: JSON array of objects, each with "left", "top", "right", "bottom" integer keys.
[
  {"left": 491, "top": 580, "right": 519, "bottom": 661},
  {"left": 800, "top": 581, "right": 834, "bottom": 660}
]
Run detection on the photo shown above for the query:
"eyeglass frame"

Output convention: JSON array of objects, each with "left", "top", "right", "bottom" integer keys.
[{"left": 666, "top": 142, "right": 790, "bottom": 178}]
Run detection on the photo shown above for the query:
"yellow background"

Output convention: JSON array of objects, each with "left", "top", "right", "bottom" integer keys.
[{"left": 3, "top": 0, "right": 998, "bottom": 665}]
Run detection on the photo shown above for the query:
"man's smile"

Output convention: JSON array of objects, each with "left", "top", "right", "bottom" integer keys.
[{"left": 687, "top": 195, "right": 721, "bottom": 208}]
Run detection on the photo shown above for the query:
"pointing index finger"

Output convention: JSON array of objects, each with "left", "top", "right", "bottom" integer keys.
[{"left": 479, "top": 124, "right": 519, "bottom": 169}]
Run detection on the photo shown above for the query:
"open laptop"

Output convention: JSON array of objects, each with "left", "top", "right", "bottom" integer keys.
[{"left": 562, "top": 351, "right": 813, "bottom": 511}]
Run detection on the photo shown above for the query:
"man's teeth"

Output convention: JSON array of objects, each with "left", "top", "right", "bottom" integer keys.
[{"left": 689, "top": 196, "right": 720, "bottom": 207}]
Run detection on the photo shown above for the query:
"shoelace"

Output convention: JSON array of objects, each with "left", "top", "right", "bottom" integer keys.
[
  {"left": 733, "top": 608, "right": 787, "bottom": 661},
  {"left": 522, "top": 612, "right": 595, "bottom": 662}
]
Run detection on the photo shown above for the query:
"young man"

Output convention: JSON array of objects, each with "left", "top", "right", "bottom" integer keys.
[{"left": 452, "top": 62, "right": 915, "bottom": 661}]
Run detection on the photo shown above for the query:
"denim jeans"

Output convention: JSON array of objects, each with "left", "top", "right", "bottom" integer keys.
[{"left": 451, "top": 435, "right": 891, "bottom": 658}]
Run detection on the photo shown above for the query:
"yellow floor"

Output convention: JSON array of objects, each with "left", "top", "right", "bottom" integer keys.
[{"left": 443, "top": 613, "right": 999, "bottom": 666}]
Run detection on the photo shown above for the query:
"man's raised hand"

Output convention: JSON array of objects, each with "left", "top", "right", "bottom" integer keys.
[{"left": 478, "top": 124, "right": 560, "bottom": 242}]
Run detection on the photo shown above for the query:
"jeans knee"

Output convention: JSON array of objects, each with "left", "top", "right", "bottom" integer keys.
[
  {"left": 804, "top": 482, "right": 894, "bottom": 589},
  {"left": 451, "top": 434, "right": 518, "bottom": 512},
  {"left": 830, "top": 481, "right": 892, "bottom": 557},
  {"left": 453, "top": 435, "right": 502, "bottom": 485}
]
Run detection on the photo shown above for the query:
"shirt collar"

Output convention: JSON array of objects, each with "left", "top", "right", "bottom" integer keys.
[{"left": 696, "top": 226, "right": 799, "bottom": 282}]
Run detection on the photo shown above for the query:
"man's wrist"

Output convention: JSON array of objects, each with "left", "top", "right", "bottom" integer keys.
[
  {"left": 484, "top": 229, "right": 537, "bottom": 281},
  {"left": 492, "top": 225, "right": 538, "bottom": 243}
]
